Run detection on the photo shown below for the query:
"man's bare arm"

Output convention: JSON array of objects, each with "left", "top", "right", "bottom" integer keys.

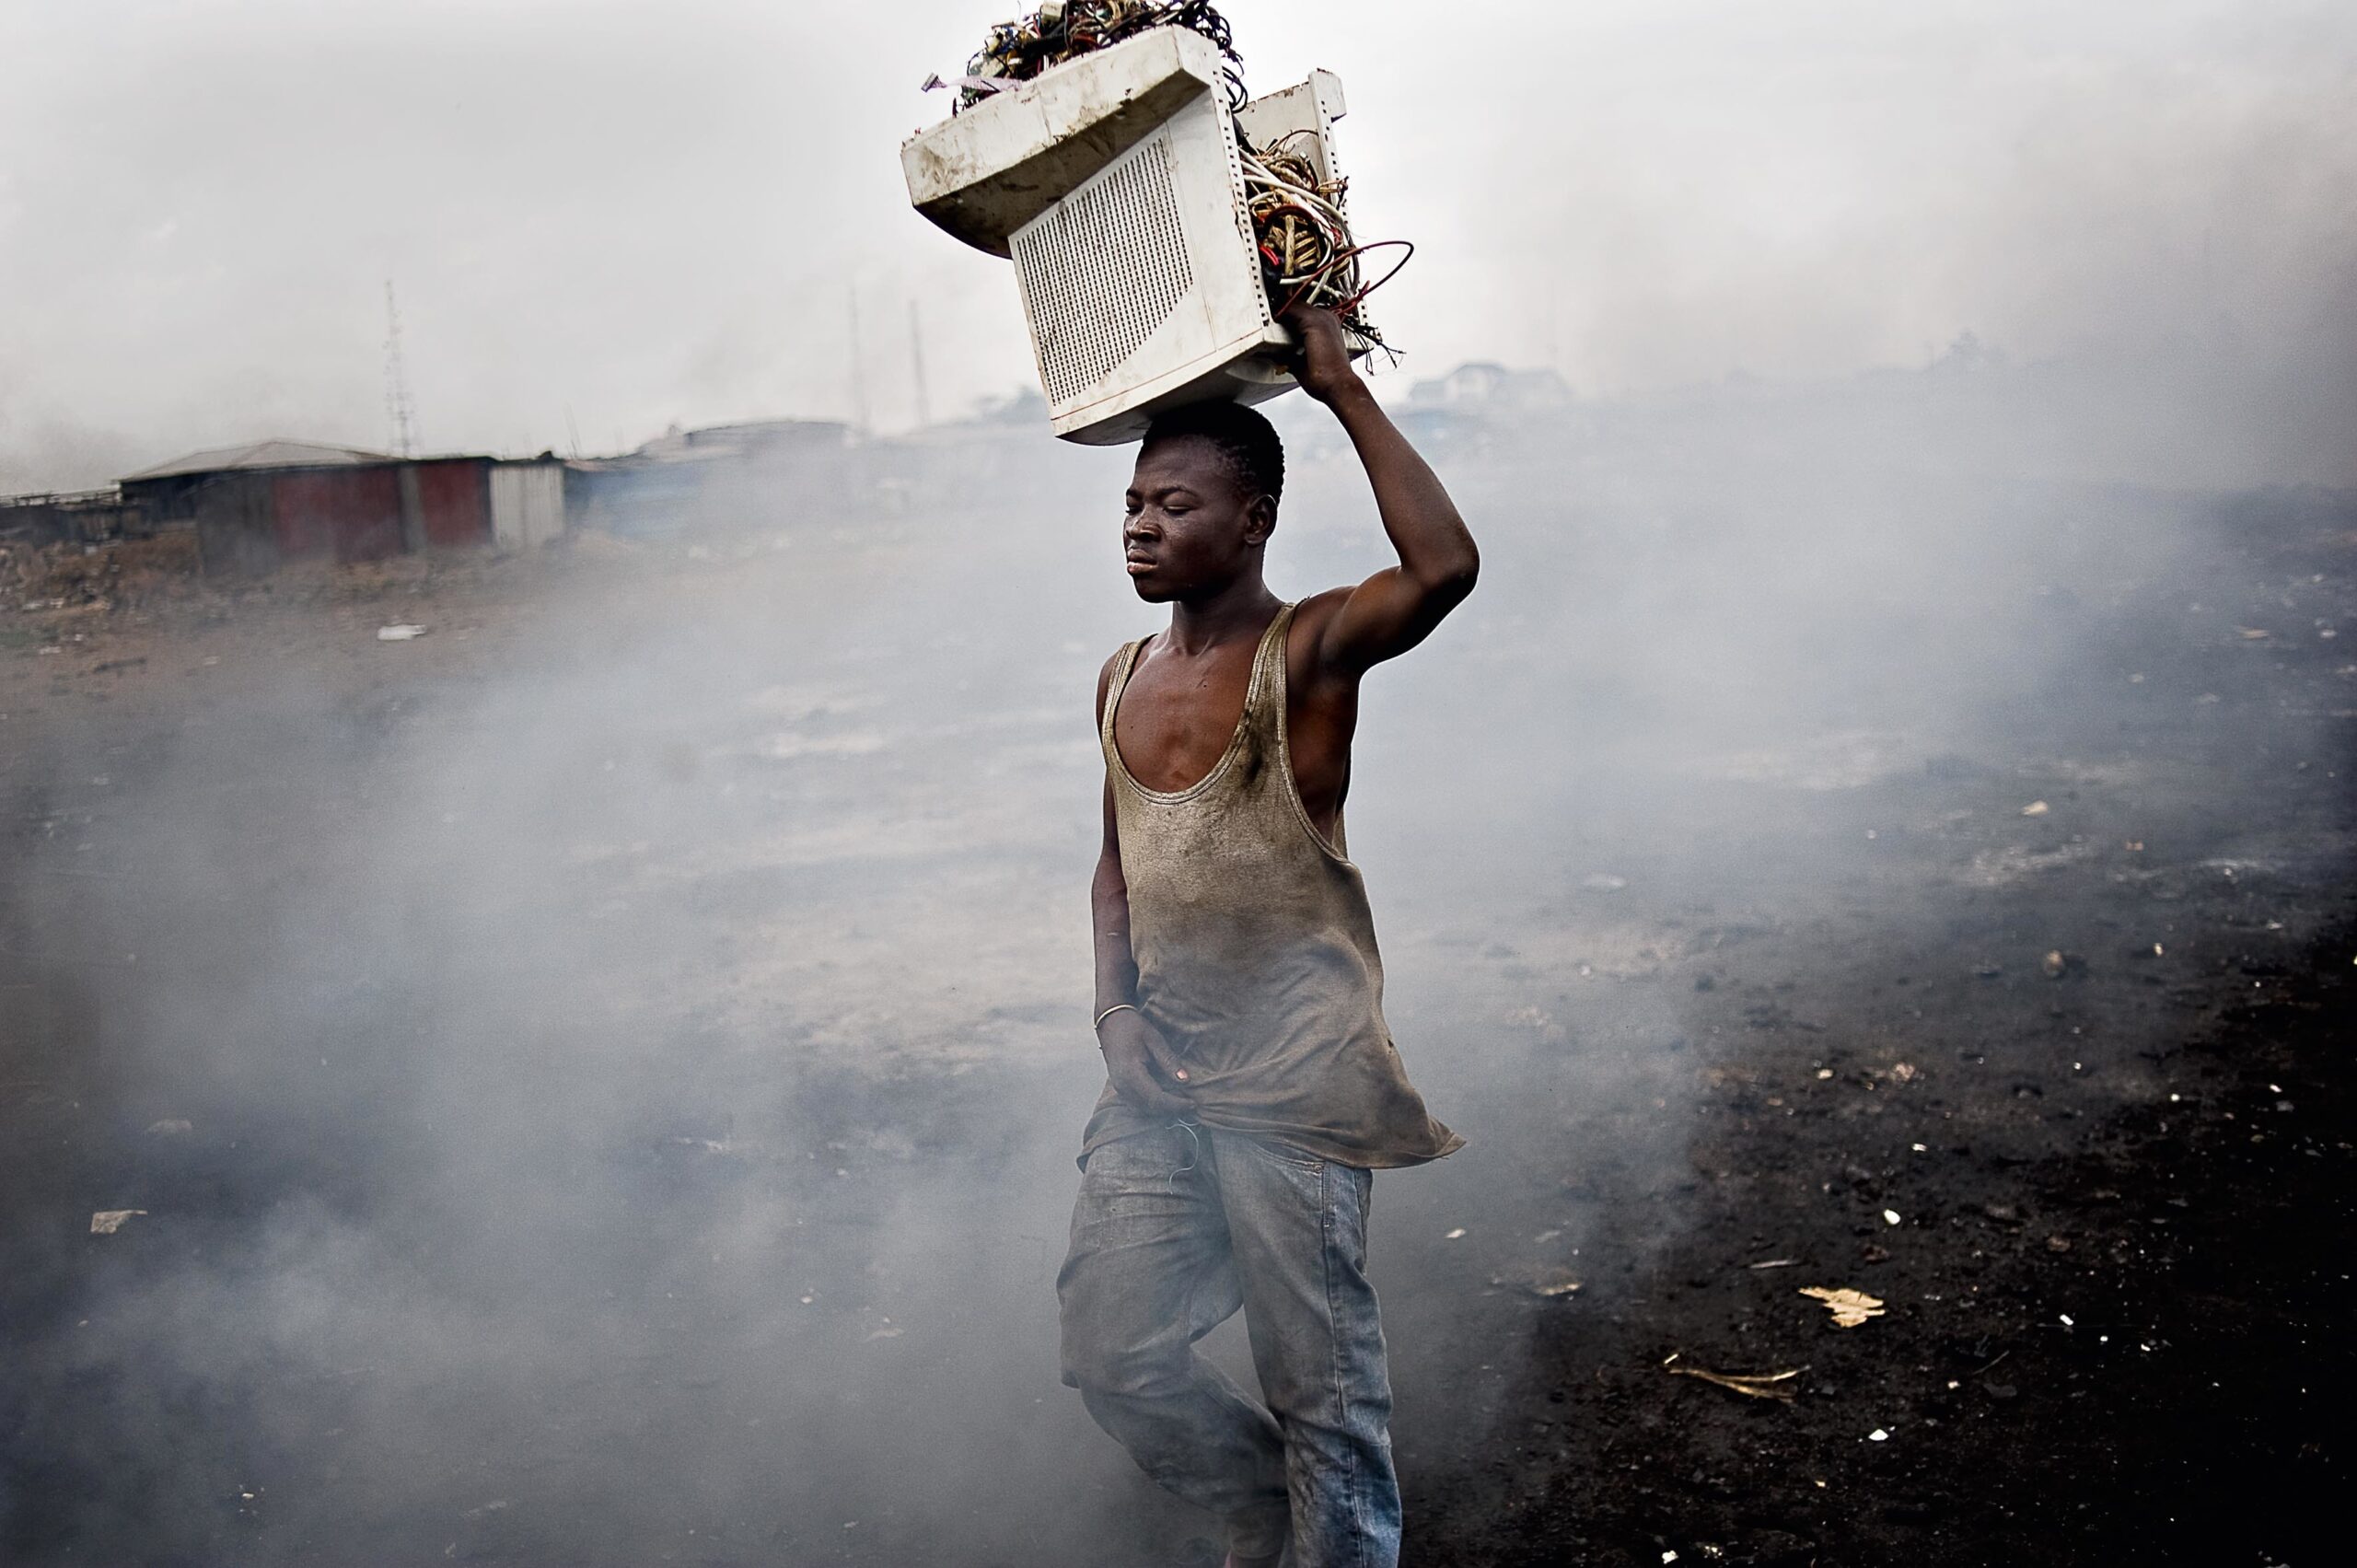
[
  {"left": 1283, "top": 306, "right": 1480, "bottom": 675},
  {"left": 1090, "top": 660, "right": 1192, "bottom": 1116}
]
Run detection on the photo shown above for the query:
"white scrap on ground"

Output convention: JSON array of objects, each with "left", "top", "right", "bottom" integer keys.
[
  {"left": 89, "top": 1210, "right": 146, "bottom": 1235},
  {"left": 376, "top": 624, "right": 429, "bottom": 642}
]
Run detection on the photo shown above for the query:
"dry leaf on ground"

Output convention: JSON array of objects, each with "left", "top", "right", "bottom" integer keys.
[
  {"left": 1489, "top": 1266, "right": 1583, "bottom": 1299},
  {"left": 1800, "top": 1285, "right": 1887, "bottom": 1327},
  {"left": 1666, "top": 1363, "right": 1803, "bottom": 1400}
]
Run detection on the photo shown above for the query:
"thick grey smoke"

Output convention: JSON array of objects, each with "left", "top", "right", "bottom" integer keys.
[{"left": 9, "top": 361, "right": 2348, "bottom": 1562}]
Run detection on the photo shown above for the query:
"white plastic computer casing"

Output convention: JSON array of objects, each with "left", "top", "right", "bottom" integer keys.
[{"left": 901, "top": 28, "right": 1367, "bottom": 444}]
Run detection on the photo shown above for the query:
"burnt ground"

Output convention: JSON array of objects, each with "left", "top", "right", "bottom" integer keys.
[
  {"left": 2, "top": 450, "right": 2352, "bottom": 1567},
  {"left": 1411, "top": 839, "right": 2356, "bottom": 1568}
]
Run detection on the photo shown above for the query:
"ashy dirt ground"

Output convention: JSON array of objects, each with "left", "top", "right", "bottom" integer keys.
[{"left": 1, "top": 447, "right": 2351, "bottom": 1567}]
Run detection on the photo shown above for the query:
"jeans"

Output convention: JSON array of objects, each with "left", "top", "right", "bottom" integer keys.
[{"left": 1057, "top": 1121, "right": 1400, "bottom": 1568}]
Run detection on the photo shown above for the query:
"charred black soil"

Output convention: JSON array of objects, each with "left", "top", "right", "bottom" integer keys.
[{"left": 1410, "top": 894, "right": 2353, "bottom": 1568}]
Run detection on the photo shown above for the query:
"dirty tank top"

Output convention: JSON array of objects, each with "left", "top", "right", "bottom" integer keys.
[{"left": 1082, "top": 604, "right": 1463, "bottom": 1170}]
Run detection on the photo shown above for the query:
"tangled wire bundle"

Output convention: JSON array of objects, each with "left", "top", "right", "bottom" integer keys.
[
  {"left": 958, "top": 1, "right": 1245, "bottom": 110},
  {"left": 935, "top": 2, "right": 1408, "bottom": 354},
  {"left": 1237, "top": 132, "right": 1404, "bottom": 354}
]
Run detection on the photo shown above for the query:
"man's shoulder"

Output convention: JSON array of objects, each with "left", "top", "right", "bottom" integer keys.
[
  {"left": 1283, "top": 587, "right": 1357, "bottom": 679},
  {"left": 1095, "top": 636, "right": 1144, "bottom": 714},
  {"left": 1290, "top": 586, "right": 1353, "bottom": 627}
]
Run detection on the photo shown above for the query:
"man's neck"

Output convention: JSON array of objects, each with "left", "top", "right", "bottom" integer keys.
[{"left": 1163, "top": 572, "right": 1281, "bottom": 657}]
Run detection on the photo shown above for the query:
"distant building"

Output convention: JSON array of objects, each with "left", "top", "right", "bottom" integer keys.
[
  {"left": 563, "top": 420, "right": 860, "bottom": 536},
  {"left": 1407, "top": 362, "right": 1573, "bottom": 412},
  {"left": 118, "top": 440, "right": 565, "bottom": 575},
  {"left": 0, "top": 487, "right": 146, "bottom": 547}
]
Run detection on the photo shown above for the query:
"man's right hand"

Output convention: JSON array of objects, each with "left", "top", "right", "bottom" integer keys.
[{"left": 1097, "top": 1007, "right": 1194, "bottom": 1119}]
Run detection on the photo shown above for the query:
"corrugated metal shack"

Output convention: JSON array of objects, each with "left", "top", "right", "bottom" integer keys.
[
  {"left": 0, "top": 488, "right": 150, "bottom": 547},
  {"left": 120, "top": 440, "right": 565, "bottom": 575}
]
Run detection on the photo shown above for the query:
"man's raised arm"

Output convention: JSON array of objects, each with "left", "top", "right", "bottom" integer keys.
[{"left": 1283, "top": 306, "right": 1480, "bottom": 674}]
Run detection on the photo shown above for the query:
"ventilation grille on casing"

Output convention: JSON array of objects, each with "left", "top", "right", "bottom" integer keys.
[{"left": 1012, "top": 131, "right": 1195, "bottom": 407}]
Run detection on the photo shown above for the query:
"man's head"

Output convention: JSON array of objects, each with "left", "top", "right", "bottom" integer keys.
[{"left": 1122, "top": 401, "right": 1286, "bottom": 603}]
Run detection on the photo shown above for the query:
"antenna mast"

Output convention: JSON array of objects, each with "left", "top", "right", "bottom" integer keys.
[
  {"left": 848, "top": 283, "right": 872, "bottom": 436},
  {"left": 383, "top": 280, "right": 418, "bottom": 458}
]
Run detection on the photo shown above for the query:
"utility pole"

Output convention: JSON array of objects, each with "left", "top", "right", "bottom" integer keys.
[
  {"left": 908, "top": 298, "right": 933, "bottom": 429},
  {"left": 383, "top": 280, "right": 418, "bottom": 458},
  {"left": 847, "top": 284, "right": 872, "bottom": 436}
]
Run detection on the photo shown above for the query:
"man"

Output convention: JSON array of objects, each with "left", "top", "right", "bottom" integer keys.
[{"left": 1058, "top": 305, "right": 1479, "bottom": 1568}]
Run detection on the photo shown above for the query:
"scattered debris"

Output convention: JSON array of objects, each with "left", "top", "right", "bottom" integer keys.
[
  {"left": 1489, "top": 1265, "right": 1582, "bottom": 1299},
  {"left": 1747, "top": 1257, "right": 1800, "bottom": 1271},
  {"left": 2041, "top": 949, "right": 2088, "bottom": 980},
  {"left": 1580, "top": 873, "right": 1627, "bottom": 892},
  {"left": 2020, "top": 800, "right": 2049, "bottom": 817},
  {"left": 1666, "top": 1362, "right": 1802, "bottom": 1401},
  {"left": 1888, "top": 1062, "right": 1918, "bottom": 1083},
  {"left": 2235, "top": 627, "right": 2270, "bottom": 640},
  {"left": 1443, "top": 1227, "right": 1467, "bottom": 1240},
  {"left": 1800, "top": 1286, "right": 1886, "bottom": 1328},
  {"left": 376, "top": 623, "right": 429, "bottom": 642},
  {"left": 145, "top": 1118, "right": 192, "bottom": 1135},
  {"left": 1868, "top": 1428, "right": 1890, "bottom": 1442},
  {"left": 1881, "top": 1209, "right": 1902, "bottom": 1226},
  {"left": 89, "top": 1210, "right": 146, "bottom": 1235}
]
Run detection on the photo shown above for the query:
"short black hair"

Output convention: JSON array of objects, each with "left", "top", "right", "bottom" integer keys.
[{"left": 1141, "top": 400, "right": 1285, "bottom": 510}]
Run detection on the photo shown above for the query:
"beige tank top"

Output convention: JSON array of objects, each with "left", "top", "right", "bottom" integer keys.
[{"left": 1082, "top": 604, "right": 1463, "bottom": 1169}]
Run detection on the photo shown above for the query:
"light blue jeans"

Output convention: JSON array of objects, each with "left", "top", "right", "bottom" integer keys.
[{"left": 1057, "top": 1122, "right": 1401, "bottom": 1568}]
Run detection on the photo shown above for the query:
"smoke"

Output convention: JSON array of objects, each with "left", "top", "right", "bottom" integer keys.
[{"left": 10, "top": 348, "right": 2345, "bottom": 1561}]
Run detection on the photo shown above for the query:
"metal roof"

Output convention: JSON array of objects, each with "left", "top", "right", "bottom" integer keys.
[{"left": 120, "top": 439, "right": 393, "bottom": 482}]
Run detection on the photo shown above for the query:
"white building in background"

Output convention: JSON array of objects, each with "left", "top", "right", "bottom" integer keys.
[{"left": 1408, "top": 362, "right": 1573, "bottom": 412}]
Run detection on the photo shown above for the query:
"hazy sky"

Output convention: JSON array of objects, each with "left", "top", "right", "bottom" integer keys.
[{"left": 2, "top": 0, "right": 2351, "bottom": 488}]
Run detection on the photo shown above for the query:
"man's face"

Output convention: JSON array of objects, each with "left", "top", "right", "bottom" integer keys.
[{"left": 1121, "top": 436, "right": 1272, "bottom": 603}]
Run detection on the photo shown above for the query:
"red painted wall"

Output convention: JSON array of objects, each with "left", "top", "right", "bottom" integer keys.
[
  {"left": 273, "top": 469, "right": 404, "bottom": 563},
  {"left": 413, "top": 459, "right": 491, "bottom": 549}
]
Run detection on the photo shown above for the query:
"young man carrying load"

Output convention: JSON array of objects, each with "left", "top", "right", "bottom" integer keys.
[{"left": 1059, "top": 306, "right": 1479, "bottom": 1568}]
